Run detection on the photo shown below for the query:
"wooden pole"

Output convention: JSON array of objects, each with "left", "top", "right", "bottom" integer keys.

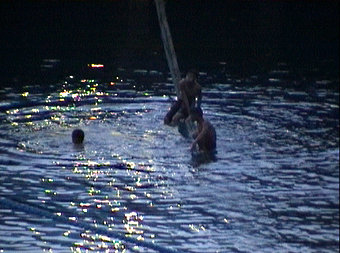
[{"left": 154, "top": 0, "right": 181, "bottom": 98}]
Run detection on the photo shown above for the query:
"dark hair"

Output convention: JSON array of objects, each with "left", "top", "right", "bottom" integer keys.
[
  {"left": 190, "top": 107, "right": 203, "bottom": 118},
  {"left": 187, "top": 69, "right": 198, "bottom": 79},
  {"left": 72, "top": 129, "right": 84, "bottom": 144}
]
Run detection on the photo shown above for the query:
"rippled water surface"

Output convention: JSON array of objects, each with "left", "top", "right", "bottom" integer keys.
[{"left": 0, "top": 74, "right": 339, "bottom": 252}]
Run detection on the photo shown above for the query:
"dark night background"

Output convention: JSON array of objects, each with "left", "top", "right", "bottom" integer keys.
[{"left": 0, "top": 0, "right": 338, "bottom": 84}]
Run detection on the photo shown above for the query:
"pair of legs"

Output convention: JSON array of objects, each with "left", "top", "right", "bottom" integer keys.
[{"left": 164, "top": 100, "right": 188, "bottom": 125}]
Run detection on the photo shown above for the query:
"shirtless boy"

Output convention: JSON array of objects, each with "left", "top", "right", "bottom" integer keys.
[
  {"left": 189, "top": 107, "right": 216, "bottom": 153},
  {"left": 164, "top": 70, "right": 202, "bottom": 125}
]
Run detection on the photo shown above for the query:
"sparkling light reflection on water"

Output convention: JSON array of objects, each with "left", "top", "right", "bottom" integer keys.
[{"left": 0, "top": 77, "right": 339, "bottom": 252}]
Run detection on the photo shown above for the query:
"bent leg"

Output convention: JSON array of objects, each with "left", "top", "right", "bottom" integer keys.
[
  {"left": 164, "top": 100, "right": 182, "bottom": 125},
  {"left": 171, "top": 111, "right": 185, "bottom": 125}
]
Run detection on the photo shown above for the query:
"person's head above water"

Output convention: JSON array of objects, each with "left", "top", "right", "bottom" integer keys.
[
  {"left": 190, "top": 107, "right": 203, "bottom": 122},
  {"left": 72, "top": 129, "right": 84, "bottom": 144},
  {"left": 186, "top": 69, "right": 198, "bottom": 82}
]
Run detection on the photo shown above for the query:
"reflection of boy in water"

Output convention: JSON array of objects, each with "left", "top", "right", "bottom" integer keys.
[
  {"left": 189, "top": 107, "right": 216, "bottom": 153},
  {"left": 164, "top": 70, "right": 202, "bottom": 125}
]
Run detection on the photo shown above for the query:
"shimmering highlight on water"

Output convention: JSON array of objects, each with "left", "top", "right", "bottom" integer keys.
[{"left": 0, "top": 73, "right": 339, "bottom": 252}]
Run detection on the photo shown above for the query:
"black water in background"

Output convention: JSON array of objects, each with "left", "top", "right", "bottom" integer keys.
[{"left": 0, "top": 64, "right": 339, "bottom": 252}]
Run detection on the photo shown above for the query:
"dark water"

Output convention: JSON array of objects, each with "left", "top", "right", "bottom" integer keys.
[{"left": 0, "top": 70, "right": 338, "bottom": 252}]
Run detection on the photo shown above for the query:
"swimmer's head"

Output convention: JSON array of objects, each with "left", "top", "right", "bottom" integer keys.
[
  {"left": 186, "top": 69, "right": 198, "bottom": 81},
  {"left": 72, "top": 129, "right": 84, "bottom": 144},
  {"left": 190, "top": 107, "right": 203, "bottom": 121}
]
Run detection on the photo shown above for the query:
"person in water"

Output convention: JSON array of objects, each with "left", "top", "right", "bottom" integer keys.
[
  {"left": 164, "top": 70, "right": 202, "bottom": 125},
  {"left": 72, "top": 129, "right": 84, "bottom": 144},
  {"left": 189, "top": 107, "right": 216, "bottom": 153}
]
